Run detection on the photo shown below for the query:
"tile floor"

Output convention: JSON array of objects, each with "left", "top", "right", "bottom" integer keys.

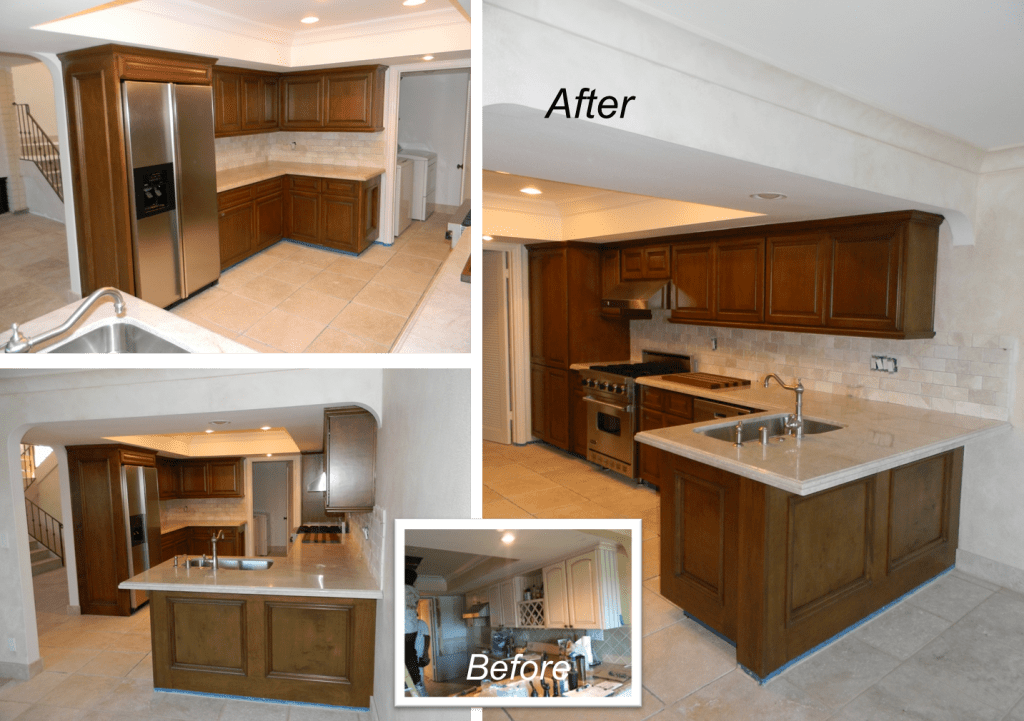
[
  {"left": 0, "top": 212, "right": 76, "bottom": 331},
  {"left": 482, "top": 440, "right": 1024, "bottom": 721},
  {"left": 0, "top": 568, "right": 369, "bottom": 721}
]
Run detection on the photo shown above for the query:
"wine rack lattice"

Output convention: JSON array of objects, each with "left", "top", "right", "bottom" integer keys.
[{"left": 517, "top": 599, "right": 545, "bottom": 627}]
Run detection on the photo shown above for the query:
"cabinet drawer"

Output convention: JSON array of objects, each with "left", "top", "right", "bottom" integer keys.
[
  {"left": 322, "top": 178, "right": 358, "bottom": 197},
  {"left": 290, "top": 176, "right": 321, "bottom": 192},
  {"left": 665, "top": 392, "right": 694, "bottom": 420},
  {"left": 218, "top": 186, "right": 253, "bottom": 210},
  {"left": 254, "top": 177, "right": 284, "bottom": 198},
  {"left": 640, "top": 386, "right": 666, "bottom": 410}
]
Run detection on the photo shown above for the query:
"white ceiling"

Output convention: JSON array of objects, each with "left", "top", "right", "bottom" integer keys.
[
  {"left": 625, "top": 0, "right": 1024, "bottom": 151},
  {"left": 185, "top": 0, "right": 442, "bottom": 28}
]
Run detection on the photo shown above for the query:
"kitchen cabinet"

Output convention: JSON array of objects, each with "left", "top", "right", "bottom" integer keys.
[
  {"left": 160, "top": 527, "right": 190, "bottom": 563},
  {"left": 158, "top": 457, "right": 244, "bottom": 499},
  {"left": 286, "top": 174, "right": 382, "bottom": 254},
  {"left": 542, "top": 543, "right": 622, "bottom": 630},
  {"left": 286, "top": 177, "right": 320, "bottom": 243},
  {"left": 638, "top": 386, "right": 696, "bottom": 487},
  {"left": 622, "top": 245, "right": 671, "bottom": 280},
  {"left": 217, "top": 179, "right": 284, "bottom": 270},
  {"left": 600, "top": 247, "right": 623, "bottom": 319},
  {"left": 765, "top": 232, "right": 830, "bottom": 327},
  {"left": 528, "top": 244, "right": 630, "bottom": 451},
  {"left": 280, "top": 66, "right": 386, "bottom": 132},
  {"left": 187, "top": 525, "right": 245, "bottom": 557},
  {"left": 671, "top": 237, "right": 764, "bottom": 324},
  {"left": 59, "top": 45, "right": 217, "bottom": 297},
  {"left": 570, "top": 370, "right": 588, "bottom": 457},
  {"left": 323, "top": 407, "right": 376, "bottom": 513},
  {"left": 67, "top": 444, "right": 157, "bottom": 616},
  {"left": 825, "top": 219, "right": 907, "bottom": 333},
  {"left": 213, "top": 70, "right": 242, "bottom": 134},
  {"left": 213, "top": 66, "right": 281, "bottom": 136},
  {"left": 157, "top": 456, "right": 179, "bottom": 500}
]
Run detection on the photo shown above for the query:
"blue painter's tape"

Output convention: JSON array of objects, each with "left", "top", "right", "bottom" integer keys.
[
  {"left": 154, "top": 687, "right": 369, "bottom": 712},
  {"left": 740, "top": 565, "right": 954, "bottom": 685}
]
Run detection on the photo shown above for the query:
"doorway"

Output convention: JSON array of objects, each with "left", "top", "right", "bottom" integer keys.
[{"left": 251, "top": 460, "right": 293, "bottom": 557}]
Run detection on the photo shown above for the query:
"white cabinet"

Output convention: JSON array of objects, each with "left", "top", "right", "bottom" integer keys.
[
  {"left": 487, "top": 583, "right": 504, "bottom": 626},
  {"left": 488, "top": 577, "right": 523, "bottom": 627},
  {"left": 542, "top": 543, "right": 622, "bottom": 630}
]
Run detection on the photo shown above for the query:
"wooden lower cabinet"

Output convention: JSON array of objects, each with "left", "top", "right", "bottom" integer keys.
[
  {"left": 188, "top": 525, "right": 245, "bottom": 557},
  {"left": 570, "top": 371, "right": 588, "bottom": 457},
  {"left": 149, "top": 590, "right": 376, "bottom": 707},
  {"left": 530, "top": 363, "right": 570, "bottom": 450},
  {"left": 160, "top": 528, "right": 191, "bottom": 563},
  {"left": 638, "top": 386, "right": 695, "bottom": 487},
  {"left": 659, "top": 446, "right": 963, "bottom": 677}
]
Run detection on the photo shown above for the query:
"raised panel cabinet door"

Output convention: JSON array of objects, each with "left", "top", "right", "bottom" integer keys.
[
  {"left": 567, "top": 551, "right": 601, "bottom": 628},
  {"left": 280, "top": 75, "right": 323, "bottom": 129},
  {"left": 208, "top": 460, "right": 242, "bottom": 497},
  {"left": 621, "top": 248, "right": 645, "bottom": 280},
  {"left": 500, "top": 581, "right": 517, "bottom": 627},
  {"left": 255, "top": 192, "right": 284, "bottom": 250},
  {"left": 218, "top": 200, "right": 254, "bottom": 270},
  {"left": 638, "top": 408, "right": 666, "bottom": 485},
  {"left": 545, "top": 367, "right": 570, "bottom": 451},
  {"left": 241, "top": 76, "right": 263, "bottom": 130},
  {"left": 715, "top": 237, "right": 765, "bottom": 323},
  {"left": 214, "top": 71, "right": 241, "bottom": 134},
  {"left": 827, "top": 222, "right": 902, "bottom": 332},
  {"left": 643, "top": 246, "right": 672, "bottom": 278},
  {"left": 323, "top": 68, "right": 384, "bottom": 131},
  {"left": 530, "top": 363, "right": 548, "bottom": 442},
  {"left": 543, "top": 563, "right": 571, "bottom": 628},
  {"left": 671, "top": 242, "right": 715, "bottom": 320},
  {"left": 262, "top": 78, "right": 279, "bottom": 129},
  {"left": 179, "top": 463, "right": 209, "bottom": 497},
  {"left": 600, "top": 248, "right": 622, "bottom": 318},
  {"left": 487, "top": 584, "right": 504, "bottom": 627},
  {"left": 287, "top": 191, "right": 320, "bottom": 244},
  {"left": 359, "top": 175, "right": 381, "bottom": 248},
  {"left": 528, "top": 248, "right": 569, "bottom": 366},
  {"left": 766, "top": 233, "right": 829, "bottom": 326},
  {"left": 324, "top": 408, "right": 376, "bottom": 512},
  {"left": 156, "top": 457, "right": 179, "bottom": 500},
  {"left": 321, "top": 195, "right": 358, "bottom": 252},
  {"left": 571, "top": 378, "right": 588, "bottom": 457}
]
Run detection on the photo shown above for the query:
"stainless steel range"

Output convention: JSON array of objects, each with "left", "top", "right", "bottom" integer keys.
[
  {"left": 579, "top": 351, "right": 691, "bottom": 479},
  {"left": 296, "top": 524, "right": 345, "bottom": 544}
]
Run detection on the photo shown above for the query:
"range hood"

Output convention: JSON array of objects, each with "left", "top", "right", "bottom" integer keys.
[
  {"left": 601, "top": 279, "right": 671, "bottom": 318},
  {"left": 462, "top": 602, "right": 490, "bottom": 619}
]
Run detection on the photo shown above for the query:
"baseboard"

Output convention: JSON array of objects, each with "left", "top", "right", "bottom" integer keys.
[
  {"left": 67, "top": 604, "right": 81, "bottom": 615},
  {"left": 957, "top": 548, "right": 1024, "bottom": 593},
  {"left": 0, "top": 657, "right": 44, "bottom": 680},
  {"left": 368, "top": 695, "right": 381, "bottom": 721}
]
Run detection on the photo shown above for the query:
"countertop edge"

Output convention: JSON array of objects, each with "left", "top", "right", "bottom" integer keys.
[
  {"left": 636, "top": 422, "right": 1010, "bottom": 495},
  {"left": 118, "top": 579, "right": 383, "bottom": 599},
  {"left": 217, "top": 162, "right": 386, "bottom": 193}
]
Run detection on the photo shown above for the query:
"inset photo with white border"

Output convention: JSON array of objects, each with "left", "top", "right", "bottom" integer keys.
[{"left": 395, "top": 518, "right": 641, "bottom": 708}]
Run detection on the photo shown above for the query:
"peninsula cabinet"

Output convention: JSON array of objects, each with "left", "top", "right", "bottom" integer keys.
[
  {"left": 542, "top": 543, "right": 623, "bottom": 630},
  {"left": 528, "top": 244, "right": 630, "bottom": 452},
  {"left": 287, "top": 175, "right": 382, "bottom": 254},
  {"left": 323, "top": 407, "right": 376, "bottom": 513},
  {"left": 659, "top": 446, "right": 963, "bottom": 677}
]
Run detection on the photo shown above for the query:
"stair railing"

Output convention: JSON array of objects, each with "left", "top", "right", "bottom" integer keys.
[
  {"left": 13, "top": 103, "right": 63, "bottom": 201},
  {"left": 25, "top": 498, "right": 64, "bottom": 566},
  {"left": 21, "top": 444, "right": 35, "bottom": 491}
]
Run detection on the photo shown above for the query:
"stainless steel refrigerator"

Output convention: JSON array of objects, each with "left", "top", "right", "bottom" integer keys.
[
  {"left": 122, "top": 81, "right": 220, "bottom": 309},
  {"left": 122, "top": 463, "right": 161, "bottom": 611}
]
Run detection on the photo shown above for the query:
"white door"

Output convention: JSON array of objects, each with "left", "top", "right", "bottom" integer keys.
[
  {"left": 482, "top": 250, "right": 512, "bottom": 443},
  {"left": 543, "top": 563, "right": 570, "bottom": 628},
  {"left": 567, "top": 551, "right": 601, "bottom": 628}
]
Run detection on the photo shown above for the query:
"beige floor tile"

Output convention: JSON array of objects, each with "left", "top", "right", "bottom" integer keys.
[
  {"left": 672, "top": 669, "right": 830, "bottom": 721},
  {"left": 502, "top": 686, "right": 664, "bottom": 720},
  {"left": 851, "top": 600, "right": 951, "bottom": 660},
  {"left": 329, "top": 303, "right": 408, "bottom": 347},
  {"left": 642, "top": 620, "right": 737, "bottom": 706},
  {"left": 0, "top": 672, "right": 67, "bottom": 704},
  {"left": 642, "top": 588, "right": 689, "bottom": 638},
  {"left": 41, "top": 646, "right": 101, "bottom": 673},
  {"left": 198, "top": 293, "right": 273, "bottom": 334},
  {"left": 369, "top": 264, "right": 433, "bottom": 294},
  {"left": 234, "top": 275, "right": 300, "bottom": 307},
  {"left": 169, "top": 285, "right": 230, "bottom": 315},
  {"left": 232, "top": 335, "right": 278, "bottom": 353},
  {"left": 304, "top": 270, "right": 369, "bottom": 300},
  {"left": 243, "top": 309, "right": 326, "bottom": 353},
  {"left": 126, "top": 655, "right": 153, "bottom": 683},
  {"left": 0, "top": 700, "right": 32, "bottom": 721},
  {"left": 277, "top": 287, "right": 349, "bottom": 325},
  {"left": 303, "top": 328, "right": 389, "bottom": 354},
  {"left": 234, "top": 252, "right": 281, "bottom": 275},
  {"left": 146, "top": 690, "right": 225, "bottom": 720},
  {"left": 401, "top": 239, "right": 453, "bottom": 261},
  {"left": 384, "top": 253, "right": 441, "bottom": 277},
  {"left": 9, "top": 705, "right": 86, "bottom": 721},
  {"left": 483, "top": 499, "right": 535, "bottom": 519},
  {"left": 219, "top": 697, "right": 290, "bottom": 721},
  {"left": 289, "top": 245, "right": 340, "bottom": 269},
  {"left": 263, "top": 259, "right": 318, "bottom": 286},
  {"left": 350, "top": 282, "right": 421, "bottom": 317},
  {"left": 216, "top": 267, "right": 261, "bottom": 291},
  {"left": 77, "top": 650, "right": 148, "bottom": 678},
  {"left": 783, "top": 636, "right": 900, "bottom": 710},
  {"left": 324, "top": 256, "right": 382, "bottom": 282},
  {"left": 507, "top": 488, "right": 593, "bottom": 515},
  {"left": 905, "top": 572, "right": 994, "bottom": 622},
  {"left": 356, "top": 243, "right": 397, "bottom": 266},
  {"left": 115, "top": 634, "right": 156, "bottom": 654},
  {"left": 37, "top": 674, "right": 120, "bottom": 709},
  {"left": 177, "top": 311, "right": 242, "bottom": 340},
  {"left": 642, "top": 537, "right": 660, "bottom": 580},
  {"left": 260, "top": 241, "right": 303, "bottom": 260}
]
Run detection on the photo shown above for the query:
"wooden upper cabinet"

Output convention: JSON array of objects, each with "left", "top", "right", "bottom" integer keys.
[
  {"left": 766, "top": 233, "right": 830, "bottom": 326},
  {"left": 323, "top": 67, "right": 385, "bottom": 131},
  {"left": 214, "top": 71, "right": 242, "bottom": 134},
  {"left": 241, "top": 75, "right": 278, "bottom": 131},
  {"left": 529, "top": 248, "right": 570, "bottom": 367},
  {"left": 622, "top": 245, "right": 671, "bottom": 280},
  {"left": 179, "top": 462, "right": 209, "bottom": 496},
  {"left": 826, "top": 221, "right": 902, "bottom": 333},
  {"left": 671, "top": 242, "right": 715, "bottom": 320},
  {"left": 324, "top": 408, "right": 376, "bottom": 513},
  {"left": 208, "top": 460, "right": 243, "bottom": 497},
  {"left": 156, "top": 457, "right": 180, "bottom": 500},
  {"left": 715, "top": 236, "right": 764, "bottom": 323},
  {"left": 600, "top": 248, "right": 622, "bottom": 319},
  {"left": 281, "top": 75, "right": 323, "bottom": 129}
]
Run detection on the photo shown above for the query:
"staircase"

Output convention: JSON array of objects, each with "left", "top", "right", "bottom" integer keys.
[
  {"left": 13, "top": 102, "right": 63, "bottom": 201},
  {"left": 30, "top": 539, "right": 62, "bottom": 576}
]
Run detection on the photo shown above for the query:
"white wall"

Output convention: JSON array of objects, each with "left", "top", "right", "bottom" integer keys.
[
  {"left": 0, "top": 369, "right": 383, "bottom": 680},
  {"left": 11, "top": 62, "right": 56, "bottom": 139},
  {"left": 398, "top": 70, "right": 470, "bottom": 206},
  {"left": 19, "top": 160, "right": 64, "bottom": 221},
  {"left": 485, "top": 0, "right": 1024, "bottom": 590},
  {"left": 373, "top": 368, "right": 471, "bottom": 721},
  {"left": 0, "top": 67, "right": 27, "bottom": 212},
  {"left": 23, "top": 451, "right": 59, "bottom": 521}
]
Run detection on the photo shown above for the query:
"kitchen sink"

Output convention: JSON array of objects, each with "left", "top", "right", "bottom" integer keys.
[
  {"left": 698, "top": 414, "right": 844, "bottom": 442},
  {"left": 47, "top": 323, "right": 190, "bottom": 353},
  {"left": 186, "top": 558, "right": 274, "bottom": 570}
]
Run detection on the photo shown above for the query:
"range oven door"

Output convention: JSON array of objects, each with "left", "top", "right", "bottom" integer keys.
[{"left": 584, "top": 395, "right": 635, "bottom": 475}]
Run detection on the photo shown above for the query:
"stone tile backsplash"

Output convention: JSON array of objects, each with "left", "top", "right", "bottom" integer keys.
[
  {"left": 631, "top": 312, "right": 1017, "bottom": 421},
  {"left": 348, "top": 505, "right": 386, "bottom": 586},
  {"left": 215, "top": 131, "right": 387, "bottom": 171},
  {"left": 159, "top": 497, "right": 247, "bottom": 525}
]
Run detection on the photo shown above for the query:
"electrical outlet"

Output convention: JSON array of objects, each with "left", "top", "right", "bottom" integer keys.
[
  {"left": 870, "top": 355, "right": 898, "bottom": 373},
  {"left": 7, "top": 637, "right": 15, "bottom": 652},
  {"left": 710, "top": 337, "right": 718, "bottom": 351}
]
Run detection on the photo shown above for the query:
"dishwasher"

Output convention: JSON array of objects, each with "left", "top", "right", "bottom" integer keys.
[{"left": 692, "top": 398, "right": 753, "bottom": 422}]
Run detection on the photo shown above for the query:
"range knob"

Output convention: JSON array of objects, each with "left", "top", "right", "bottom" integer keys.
[
  {"left": 580, "top": 377, "right": 589, "bottom": 386},
  {"left": 588, "top": 378, "right": 597, "bottom": 387},
  {"left": 599, "top": 382, "right": 609, "bottom": 391},
  {"left": 614, "top": 384, "right": 624, "bottom": 393}
]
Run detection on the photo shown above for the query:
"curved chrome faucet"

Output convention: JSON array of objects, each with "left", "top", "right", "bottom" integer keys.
[
  {"left": 763, "top": 373, "right": 804, "bottom": 437},
  {"left": 4, "top": 287, "right": 126, "bottom": 353},
  {"left": 211, "top": 530, "right": 225, "bottom": 570}
]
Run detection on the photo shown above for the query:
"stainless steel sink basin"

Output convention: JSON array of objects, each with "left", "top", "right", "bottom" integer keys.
[
  {"left": 47, "top": 323, "right": 190, "bottom": 353},
  {"left": 698, "top": 414, "right": 844, "bottom": 442},
  {"left": 186, "top": 558, "right": 274, "bottom": 570}
]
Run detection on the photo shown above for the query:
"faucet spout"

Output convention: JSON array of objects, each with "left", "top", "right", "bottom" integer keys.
[
  {"left": 4, "top": 287, "right": 126, "bottom": 353},
  {"left": 762, "top": 373, "right": 805, "bottom": 437}
]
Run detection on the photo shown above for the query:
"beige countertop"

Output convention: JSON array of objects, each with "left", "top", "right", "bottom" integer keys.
[
  {"left": 635, "top": 376, "right": 1009, "bottom": 496},
  {"left": 161, "top": 519, "right": 248, "bottom": 535},
  {"left": 217, "top": 162, "right": 386, "bottom": 193},
  {"left": 120, "top": 534, "right": 380, "bottom": 599},
  {"left": 0, "top": 293, "right": 254, "bottom": 354}
]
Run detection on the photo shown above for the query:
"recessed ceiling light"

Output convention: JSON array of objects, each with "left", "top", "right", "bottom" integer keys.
[
  {"left": 260, "top": 426, "right": 271, "bottom": 431},
  {"left": 301, "top": 15, "right": 319, "bottom": 24},
  {"left": 403, "top": 0, "right": 426, "bottom": 6},
  {"left": 501, "top": 532, "right": 515, "bottom": 544},
  {"left": 750, "top": 192, "right": 787, "bottom": 200},
  {"left": 482, "top": 235, "right": 493, "bottom": 241},
  {"left": 520, "top": 187, "right": 542, "bottom": 195},
  {"left": 204, "top": 429, "right": 214, "bottom": 434},
  {"left": 266, "top": 453, "right": 273, "bottom": 457},
  {"left": 422, "top": 55, "right": 434, "bottom": 61},
  {"left": 209, "top": 420, "right": 230, "bottom": 425},
  {"left": 494, "top": 170, "right": 510, "bottom": 174}
]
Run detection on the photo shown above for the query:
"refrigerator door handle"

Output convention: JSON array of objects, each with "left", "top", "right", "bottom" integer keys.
[{"left": 169, "top": 88, "right": 189, "bottom": 296}]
